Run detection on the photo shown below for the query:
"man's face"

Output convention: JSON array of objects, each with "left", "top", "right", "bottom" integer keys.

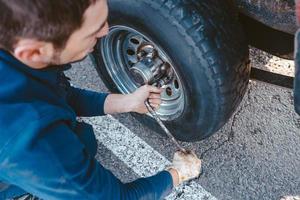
[
  {"left": 12, "top": 0, "right": 109, "bottom": 68},
  {"left": 56, "top": 0, "right": 109, "bottom": 64}
]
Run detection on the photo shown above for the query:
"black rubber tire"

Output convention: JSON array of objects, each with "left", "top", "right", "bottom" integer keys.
[{"left": 92, "top": 0, "right": 250, "bottom": 141}]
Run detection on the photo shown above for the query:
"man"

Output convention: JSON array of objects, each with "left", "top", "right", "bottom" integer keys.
[{"left": 0, "top": 0, "right": 201, "bottom": 199}]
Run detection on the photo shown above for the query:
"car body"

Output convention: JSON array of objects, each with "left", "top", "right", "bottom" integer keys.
[
  {"left": 238, "top": 0, "right": 299, "bottom": 115},
  {"left": 236, "top": 0, "right": 295, "bottom": 59}
]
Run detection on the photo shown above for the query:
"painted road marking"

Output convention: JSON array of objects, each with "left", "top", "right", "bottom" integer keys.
[{"left": 85, "top": 116, "right": 217, "bottom": 200}]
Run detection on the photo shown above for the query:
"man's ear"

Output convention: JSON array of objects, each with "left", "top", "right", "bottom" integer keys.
[{"left": 13, "top": 39, "right": 55, "bottom": 68}]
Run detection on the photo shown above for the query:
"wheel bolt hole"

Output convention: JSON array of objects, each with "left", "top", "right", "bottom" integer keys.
[
  {"left": 166, "top": 87, "right": 172, "bottom": 96},
  {"left": 130, "top": 38, "right": 140, "bottom": 45},
  {"left": 174, "top": 79, "right": 179, "bottom": 89},
  {"left": 127, "top": 49, "right": 135, "bottom": 56},
  {"left": 128, "top": 60, "right": 134, "bottom": 66}
]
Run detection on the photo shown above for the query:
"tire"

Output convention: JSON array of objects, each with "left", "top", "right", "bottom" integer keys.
[{"left": 92, "top": 0, "right": 250, "bottom": 141}]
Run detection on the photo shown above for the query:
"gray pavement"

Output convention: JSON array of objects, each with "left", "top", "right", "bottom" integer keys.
[{"left": 66, "top": 49, "right": 300, "bottom": 200}]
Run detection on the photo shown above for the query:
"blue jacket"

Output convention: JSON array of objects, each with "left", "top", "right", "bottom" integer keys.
[{"left": 0, "top": 50, "right": 173, "bottom": 200}]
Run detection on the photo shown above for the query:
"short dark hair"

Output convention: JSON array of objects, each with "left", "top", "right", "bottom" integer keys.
[{"left": 0, "top": 0, "right": 98, "bottom": 51}]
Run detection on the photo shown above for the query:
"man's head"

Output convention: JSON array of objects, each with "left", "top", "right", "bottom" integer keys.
[{"left": 0, "top": 0, "right": 109, "bottom": 69}]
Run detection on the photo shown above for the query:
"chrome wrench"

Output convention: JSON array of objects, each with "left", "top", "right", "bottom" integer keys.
[{"left": 145, "top": 101, "right": 187, "bottom": 153}]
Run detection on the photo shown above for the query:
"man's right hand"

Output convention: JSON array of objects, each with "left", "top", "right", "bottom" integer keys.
[{"left": 167, "top": 150, "right": 202, "bottom": 187}]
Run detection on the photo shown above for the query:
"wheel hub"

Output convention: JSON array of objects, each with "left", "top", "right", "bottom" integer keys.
[{"left": 130, "top": 44, "right": 171, "bottom": 86}]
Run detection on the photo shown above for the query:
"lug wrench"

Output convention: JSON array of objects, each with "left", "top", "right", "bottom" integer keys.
[{"left": 145, "top": 100, "right": 187, "bottom": 153}]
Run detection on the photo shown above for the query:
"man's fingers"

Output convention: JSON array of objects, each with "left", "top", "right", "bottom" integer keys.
[
  {"left": 145, "top": 85, "right": 163, "bottom": 93},
  {"left": 148, "top": 98, "right": 162, "bottom": 105},
  {"left": 149, "top": 93, "right": 161, "bottom": 99},
  {"left": 150, "top": 103, "right": 160, "bottom": 110}
]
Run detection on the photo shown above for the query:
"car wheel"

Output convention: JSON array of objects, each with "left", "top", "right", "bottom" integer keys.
[{"left": 92, "top": 0, "right": 250, "bottom": 141}]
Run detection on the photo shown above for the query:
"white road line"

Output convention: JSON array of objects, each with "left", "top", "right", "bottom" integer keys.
[{"left": 84, "top": 116, "right": 217, "bottom": 200}]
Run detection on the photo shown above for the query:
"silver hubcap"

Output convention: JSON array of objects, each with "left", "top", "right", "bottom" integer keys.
[{"left": 100, "top": 25, "right": 185, "bottom": 120}]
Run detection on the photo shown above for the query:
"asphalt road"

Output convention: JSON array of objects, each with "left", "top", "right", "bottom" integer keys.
[{"left": 66, "top": 48, "right": 300, "bottom": 200}]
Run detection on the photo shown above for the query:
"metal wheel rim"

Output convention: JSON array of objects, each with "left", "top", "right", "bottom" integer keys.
[{"left": 100, "top": 25, "right": 185, "bottom": 120}]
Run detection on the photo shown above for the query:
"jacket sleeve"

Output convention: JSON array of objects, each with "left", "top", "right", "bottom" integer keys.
[
  {"left": 66, "top": 85, "right": 110, "bottom": 117},
  {"left": 0, "top": 121, "right": 173, "bottom": 200}
]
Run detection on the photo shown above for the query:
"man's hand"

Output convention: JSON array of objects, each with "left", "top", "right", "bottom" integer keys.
[
  {"left": 103, "top": 85, "right": 163, "bottom": 115},
  {"left": 127, "top": 85, "right": 163, "bottom": 114},
  {"left": 167, "top": 151, "right": 202, "bottom": 187}
]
